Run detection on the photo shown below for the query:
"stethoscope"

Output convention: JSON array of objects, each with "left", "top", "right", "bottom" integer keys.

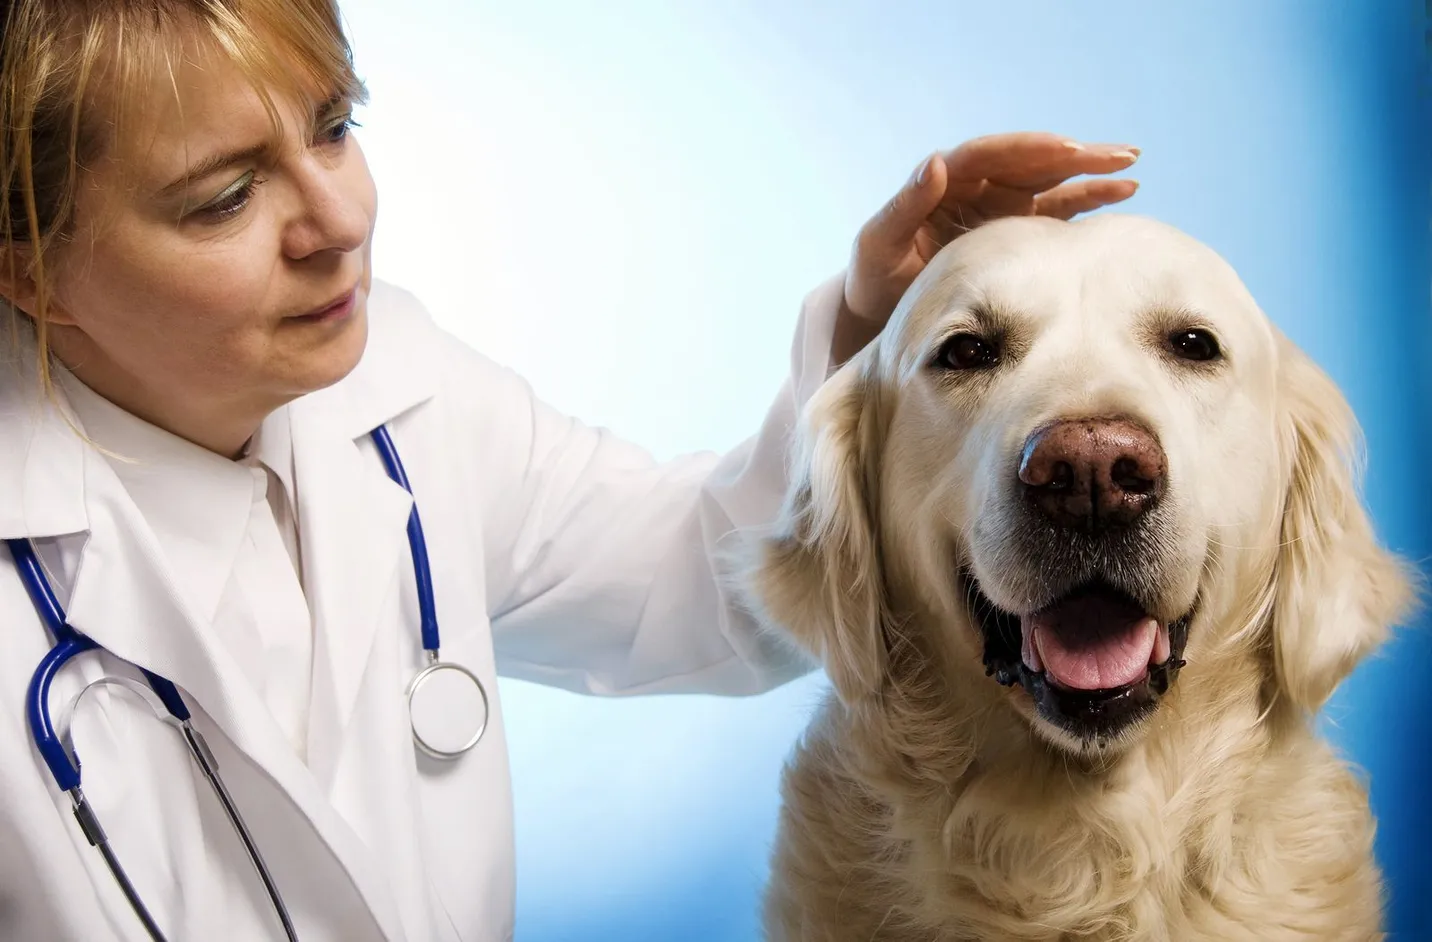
[{"left": 5, "top": 425, "right": 488, "bottom": 942}]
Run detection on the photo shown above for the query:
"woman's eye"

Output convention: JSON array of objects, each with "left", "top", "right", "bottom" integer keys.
[
  {"left": 936, "top": 333, "right": 1001, "bottom": 370},
  {"left": 184, "top": 110, "right": 358, "bottom": 224},
  {"left": 193, "top": 173, "right": 261, "bottom": 223},
  {"left": 319, "top": 113, "right": 360, "bottom": 145},
  {"left": 1167, "top": 328, "right": 1221, "bottom": 362}
]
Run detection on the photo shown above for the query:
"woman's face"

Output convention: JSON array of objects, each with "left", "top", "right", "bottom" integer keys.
[{"left": 37, "top": 28, "right": 377, "bottom": 455}]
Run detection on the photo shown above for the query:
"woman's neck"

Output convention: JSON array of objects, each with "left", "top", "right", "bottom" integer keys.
[{"left": 47, "top": 326, "right": 270, "bottom": 459}]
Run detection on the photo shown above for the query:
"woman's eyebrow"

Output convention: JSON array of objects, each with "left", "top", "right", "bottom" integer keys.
[{"left": 157, "top": 141, "right": 270, "bottom": 198}]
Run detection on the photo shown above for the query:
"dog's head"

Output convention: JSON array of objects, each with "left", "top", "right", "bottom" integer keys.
[{"left": 747, "top": 214, "right": 1413, "bottom": 756}]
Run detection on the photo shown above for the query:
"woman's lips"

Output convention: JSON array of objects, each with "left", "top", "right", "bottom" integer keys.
[{"left": 293, "top": 286, "right": 358, "bottom": 323}]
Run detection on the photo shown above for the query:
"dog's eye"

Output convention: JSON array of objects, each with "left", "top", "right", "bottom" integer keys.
[
  {"left": 1167, "top": 328, "right": 1221, "bottom": 362},
  {"left": 937, "top": 333, "right": 1000, "bottom": 370}
]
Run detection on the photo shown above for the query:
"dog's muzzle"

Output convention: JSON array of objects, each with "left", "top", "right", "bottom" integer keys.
[{"left": 965, "top": 415, "right": 1193, "bottom": 743}]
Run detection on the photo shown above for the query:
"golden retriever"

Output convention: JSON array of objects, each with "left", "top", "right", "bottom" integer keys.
[{"left": 739, "top": 213, "right": 1416, "bottom": 941}]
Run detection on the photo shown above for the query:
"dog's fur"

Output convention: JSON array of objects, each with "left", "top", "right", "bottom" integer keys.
[{"left": 740, "top": 214, "right": 1417, "bottom": 941}]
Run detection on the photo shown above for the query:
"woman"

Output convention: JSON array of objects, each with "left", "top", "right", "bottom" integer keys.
[{"left": 0, "top": 1, "right": 1138, "bottom": 939}]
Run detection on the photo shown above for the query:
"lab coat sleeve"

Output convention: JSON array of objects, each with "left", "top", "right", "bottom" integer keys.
[{"left": 478, "top": 274, "right": 845, "bottom": 696}]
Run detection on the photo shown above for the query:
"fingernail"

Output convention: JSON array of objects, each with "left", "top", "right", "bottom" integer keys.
[
  {"left": 1110, "top": 148, "right": 1139, "bottom": 161},
  {"left": 1063, "top": 140, "right": 1087, "bottom": 152},
  {"left": 915, "top": 153, "right": 936, "bottom": 187}
]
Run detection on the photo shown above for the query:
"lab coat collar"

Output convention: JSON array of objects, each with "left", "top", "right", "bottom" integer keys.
[
  {"left": 56, "top": 366, "right": 259, "bottom": 623},
  {"left": 298, "top": 279, "right": 442, "bottom": 441},
  {"left": 244, "top": 400, "right": 296, "bottom": 505},
  {"left": 0, "top": 322, "right": 89, "bottom": 541}
]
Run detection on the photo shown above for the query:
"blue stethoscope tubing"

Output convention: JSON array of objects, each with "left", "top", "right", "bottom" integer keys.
[
  {"left": 6, "top": 425, "right": 488, "bottom": 941},
  {"left": 370, "top": 425, "right": 439, "bottom": 652},
  {"left": 8, "top": 532, "right": 297, "bottom": 942}
]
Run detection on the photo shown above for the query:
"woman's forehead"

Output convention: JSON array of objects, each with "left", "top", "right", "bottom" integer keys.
[
  {"left": 88, "top": 15, "right": 351, "bottom": 192},
  {"left": 123, "top": 53, "right": 291, "bottom": 176}
]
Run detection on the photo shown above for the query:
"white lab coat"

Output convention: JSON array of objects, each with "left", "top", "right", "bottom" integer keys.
[{"left": 0, "top": 275, "right": 839, "bottom": 941}]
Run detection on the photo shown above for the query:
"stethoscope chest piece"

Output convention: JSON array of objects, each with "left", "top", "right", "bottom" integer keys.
[{"left": 407, "top": 660, "right": 488, "bottom": 759}]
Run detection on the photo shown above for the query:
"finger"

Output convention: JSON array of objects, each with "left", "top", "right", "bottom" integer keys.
[
  {"left": 924, "top": 203, "right": 980, "bottom": 248},
  {"left": 965, "top": 180, "right": 1038, "bottom": 219},
  {"left": 983, "top": 147, "right": 1139, "bottom": 192},
  {"left": 1033, "top": 178, "right": 1140, "bottom": 220},
  {"left": 924, "top": 177, "right": 1058, "bottom": 247},
  {"left": 942, "top": 132, "right": 1139, "bottom": 194},
  {"left": 950, "top": 131, "right": 1140, "bottom": 177},
  {"left": 858, "top": 152, "right": 948, "bottom": 256},
  {"left": 988, "top": 157, "right": 1135, "bottom": 196}
]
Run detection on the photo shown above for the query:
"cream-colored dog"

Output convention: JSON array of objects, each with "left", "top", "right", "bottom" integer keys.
[{"left": 741, "top": 214, "right": 1415, "bottom": 941}]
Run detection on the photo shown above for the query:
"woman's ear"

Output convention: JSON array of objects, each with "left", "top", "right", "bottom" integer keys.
[
  {"left": 1269, "top": 335, "right": 1418, "bottom": 711},
  {"left": 0, "top": 247, "right": 70, "bottom": 325},
  {"left": 0, "top": 248, "right": 39, "bottom": 316},
  {"left": 741, "top": 351, "right": 889, "bottom": 705}
]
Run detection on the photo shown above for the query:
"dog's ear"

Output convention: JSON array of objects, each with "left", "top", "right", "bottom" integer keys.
[
  {"left": 1270, "top": 337, "right": 1415, "bottom": 711},
  {"left": 745, "top": 353, "right": 888, "bottom": 705}
]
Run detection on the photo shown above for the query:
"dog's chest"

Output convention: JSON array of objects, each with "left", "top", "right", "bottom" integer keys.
[
  {"left": 884, "top": 773, "right": 1201, "bottom": 942},
  {"left": 915, "top": 827, "right": 1180, "bottom": 940}
]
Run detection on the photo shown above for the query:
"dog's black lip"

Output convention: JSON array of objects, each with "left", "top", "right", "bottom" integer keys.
[{"left": 961, "top": 568, "right": 1192, "bottom": 741}]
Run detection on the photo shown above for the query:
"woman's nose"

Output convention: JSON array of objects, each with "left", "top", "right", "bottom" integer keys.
[{"left": 282, "top": 156, "right": 374, "bottom": 260}]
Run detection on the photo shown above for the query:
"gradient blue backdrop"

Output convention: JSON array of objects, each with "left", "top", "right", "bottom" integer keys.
[{"left": 338, "top": 2, "right": 1431, "bottom": 938}]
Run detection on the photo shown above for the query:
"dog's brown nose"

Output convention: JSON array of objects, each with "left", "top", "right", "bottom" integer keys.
[{"left": 1018, "top": 417, "right": 1165, "bottom": 530}]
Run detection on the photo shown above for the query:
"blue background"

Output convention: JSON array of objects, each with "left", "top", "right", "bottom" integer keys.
[{"left": 339, "top": 1, "right": 1431, "bottom": 938}]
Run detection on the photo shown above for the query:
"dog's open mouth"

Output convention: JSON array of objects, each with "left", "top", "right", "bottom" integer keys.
[{"left": 964, "top": 573, "right": 1191, "bottom": 742}]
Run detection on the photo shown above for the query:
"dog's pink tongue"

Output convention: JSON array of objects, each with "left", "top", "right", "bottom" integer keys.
[{"left": 1029, "top": 592, "right": 1158, "bottom": 691}]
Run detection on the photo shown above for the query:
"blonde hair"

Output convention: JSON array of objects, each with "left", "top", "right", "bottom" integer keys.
[{"left": 0, "top": 0, "right": 368, "bottom": 394}]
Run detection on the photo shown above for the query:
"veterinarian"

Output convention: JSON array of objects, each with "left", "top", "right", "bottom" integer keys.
[{"left": 0, "top": 2, "right": 1138, "bottom": 940}]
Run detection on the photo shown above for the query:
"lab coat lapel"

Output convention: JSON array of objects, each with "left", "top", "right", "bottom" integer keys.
[
  {"left": 287, "top": 395, "right": 414, "bottom": 789},
  {"left": 284, "top": 280, "right": 442, "bottom": 789},
  {"left": 61, "top": 448, "right": 410, "bottom": 942}
]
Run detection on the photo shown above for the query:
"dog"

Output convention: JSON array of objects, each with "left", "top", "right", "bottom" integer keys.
[{"left": 739, "top": 213, "right": 1416, "bottom": 941}]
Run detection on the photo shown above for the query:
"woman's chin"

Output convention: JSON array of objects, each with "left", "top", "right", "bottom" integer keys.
[{"left": 281, "top": 304, "right": 370, "bottom": 400}]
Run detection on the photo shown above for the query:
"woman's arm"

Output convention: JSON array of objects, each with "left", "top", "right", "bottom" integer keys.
[
  {"left": 479, "top": 133, "right": 1140, "bottom": 696},
  {"left": 483, "top": 274, "right": 843, "bottom": 696}
]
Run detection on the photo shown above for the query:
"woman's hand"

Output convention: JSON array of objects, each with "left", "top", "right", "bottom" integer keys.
[{"left": 833, "top": 132, "right": 1140, "bottom": 362}]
